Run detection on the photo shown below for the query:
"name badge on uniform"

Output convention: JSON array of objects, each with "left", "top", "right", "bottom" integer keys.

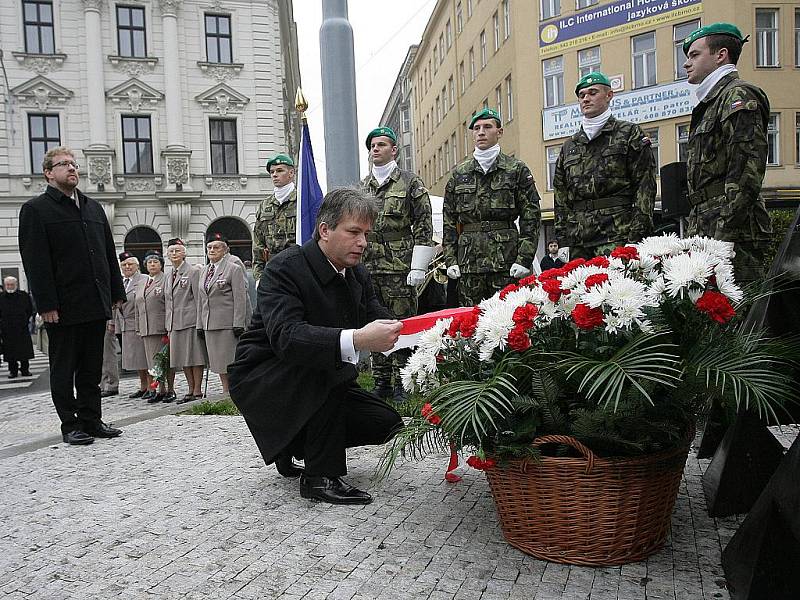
[
  {"left": 179, "top": 277, "right": 189, "bottom": 289},
  {"left": 154, "top": 287, "right": 163, "bottom": 296},
  {"left": 216, "top": 278, "right": 226, "bottom": 289}
]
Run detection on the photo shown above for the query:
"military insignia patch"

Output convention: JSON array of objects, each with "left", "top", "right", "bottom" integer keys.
[{"left": 730, "top": 100, "right": 744, "bottom": 110}]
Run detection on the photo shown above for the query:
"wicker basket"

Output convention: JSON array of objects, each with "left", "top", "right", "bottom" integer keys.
[{"left": 484, "top": 433, "right": 692, "bottom": 566}]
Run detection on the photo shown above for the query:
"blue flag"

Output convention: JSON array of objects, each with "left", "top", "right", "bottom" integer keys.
[{"left": 296, "top": 122, "right": 325, "bottom": 244}]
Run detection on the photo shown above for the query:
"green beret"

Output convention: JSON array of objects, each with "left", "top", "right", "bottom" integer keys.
[
  {"left": 469, "top": 107, "right": 502, "bottom": 129},
  {"left": 266, "top": 153, "right": 294, "bottom": 171},
  {"left": 575, "top": 71, "right": 611, "bottom": 95},
  {"left": 682, "top": 22, "right": 748, "bottom": 56},
  {"left": 365, "top": 126, "right": 397, "bottom": 149}
]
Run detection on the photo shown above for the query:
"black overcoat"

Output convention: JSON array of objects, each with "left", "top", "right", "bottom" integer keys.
[
  {"left": 228, "top": 240, "right": 389, "bottom": 464},
  {"left": 18, "top": 185, "right": 126, "bottom": 326},
  {"left": 0, "top": 290, "right": 35, "bottom": 361}
]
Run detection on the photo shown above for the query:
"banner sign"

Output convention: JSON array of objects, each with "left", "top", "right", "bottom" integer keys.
[
  {"left": 539, "top": 0, "right": 702, "bottom": 55},
  {"left": 542, "top": 80, "right": 695, "bottom": 140}
]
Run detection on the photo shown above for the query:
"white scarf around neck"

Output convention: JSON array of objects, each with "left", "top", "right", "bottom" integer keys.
[
  {"left": 581, "top": 107, "right": 613, "bottom": 141},
  {"left": 694, "top": 64, "right": 737, "bottom": 102},
  {"left": 473, "top": 144, "right": 501, "bottom": 173},
  {"left": 372, "top": 160, "right": 397, "bottom": 186},
  {"left": 274, "top": 181, "right": 295, "bottom": 204}
]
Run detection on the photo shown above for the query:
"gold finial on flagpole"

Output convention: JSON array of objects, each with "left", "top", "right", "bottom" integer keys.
[{"left": 295, "top": 87, "right": 308, "bottom": 121}]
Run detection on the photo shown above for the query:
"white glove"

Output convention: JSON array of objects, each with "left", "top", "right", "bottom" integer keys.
[
  {"left": 447, "top": 264, "right": 461, "bottom": 279},
  {"left": 510, "top": 263, "right": 531, "bottom": 279},
  {"left": 406, "top": 269, "right": 426, "bottom": 286}
]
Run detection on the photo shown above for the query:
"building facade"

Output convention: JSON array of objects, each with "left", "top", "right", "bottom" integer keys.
[
  {"left": 378, "top": 44, "right": 419, "bottom": 174},
  {"left": 410, "top": 0, "right": 800, "bottom": 242},
  {"left": 0, "top": 0, "right": 301, "bottom": 287}
]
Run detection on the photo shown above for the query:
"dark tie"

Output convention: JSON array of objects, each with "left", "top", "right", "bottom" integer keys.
[
  {"left": 145, "top": 277, "right": 153, "bottom": 291},
  {"left": 124, "top": 278, "right": 130, "bottom": 292},
  {"left": 204, "top": 263, "right": 216, "bottom": 291},
  {"left": 172, "top": 270, "right": 178, "bottom": 285}
]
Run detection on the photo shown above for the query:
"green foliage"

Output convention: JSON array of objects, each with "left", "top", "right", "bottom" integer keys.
[
  {"left": 764, "top": 208, "right": 796, "bottom": 269},
  {"left": 183, "top": 398, "right": 241, "bottom": 416}
]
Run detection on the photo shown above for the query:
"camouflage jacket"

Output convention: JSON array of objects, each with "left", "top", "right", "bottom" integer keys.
[
  {"left": 553, "top": 116, "right": 656, "bottom": 249},
  {"left": 252, "top": 190, "right": 297, "bottom": 281},
  {"left": 443, "top": 152, "right": 541, "bottom": 274},
  {"left": 686, "top": 73, "right": 771, "bottom": 242},
  {"left": 360, "top": 166, "right": 433, "bottom": 274}
]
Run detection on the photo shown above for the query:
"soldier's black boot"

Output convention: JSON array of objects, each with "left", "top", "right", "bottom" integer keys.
[
  {"left": 392, "top": 384, "right": 408, "bottom": 404},
  {"left": 373, "top": 379, "right": 392, "bottom": 399}
]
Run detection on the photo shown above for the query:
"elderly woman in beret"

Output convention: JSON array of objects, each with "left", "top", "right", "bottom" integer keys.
[
  {"left": 135, "top": 250, "right": 176, "bottom": 402},
  {"left": 164, "top": 238, "right": 208, "bottom": 402},
  {"left": 115, "top": 252, "right": 152, "bottom": 397},
  {"left": 197, "top": 232, "right": 247, "bottom": 394}
]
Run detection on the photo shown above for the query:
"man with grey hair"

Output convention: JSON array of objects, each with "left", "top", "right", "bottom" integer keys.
[
  {"left": 229, "top": 188, "right": 403, "bottom": 505},
  {"left": 19, "top": 146, "right": 126, "bottom": 445},
  {"left": 0, "top": 276, "right": 34, "bottom": 379}
]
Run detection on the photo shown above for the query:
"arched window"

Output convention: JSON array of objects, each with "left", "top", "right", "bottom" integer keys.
[
  {"left": 206, "top": 217, "right": 252, "bottom": 264},
  {"left": 123, "top": 226, "right": 162, "bottom": 272}
]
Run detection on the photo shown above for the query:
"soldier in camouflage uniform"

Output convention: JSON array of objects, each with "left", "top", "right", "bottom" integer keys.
[
  {"left": 683, "top": 23, "right": 772, "bottom": 283},
  {"left": 554, "top": 72, "right": 656, "bottom": 260},
  {"left": 443, "top": 108, "right": 541, "bottom": 306},
  {"left": 361, "top": 126, "right": 434, "bottom": 400},
  {"left": 252, "top": 154, "right": 297, "bottom": 282}
]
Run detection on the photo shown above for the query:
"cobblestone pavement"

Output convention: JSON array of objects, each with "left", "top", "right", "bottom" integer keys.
[
  {"left": 0, "top": 370, "right": 225, "bottom": 450},
  {"left": 1, "top": 415, "right": 796, "bottom": 600}
]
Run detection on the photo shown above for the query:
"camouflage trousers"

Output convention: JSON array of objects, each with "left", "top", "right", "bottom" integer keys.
[
  {"left": 370, "top": 273, "right": 417, "bottom": 389},
  {"left": 457, "top": 272, "right": 512, "bottom": 307}
]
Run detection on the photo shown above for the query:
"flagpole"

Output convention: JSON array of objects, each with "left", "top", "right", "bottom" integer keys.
[{"left": 295, "top": 88, "right": 308, "bottom": 244}]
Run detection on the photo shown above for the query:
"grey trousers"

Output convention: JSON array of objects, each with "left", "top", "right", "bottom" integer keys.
[{"left": 100, "top": 327, "right": 120, "bottom": 392}]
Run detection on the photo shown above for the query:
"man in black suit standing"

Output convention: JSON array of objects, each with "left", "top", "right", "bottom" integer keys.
[
  {"left": 18, "top": 146, "right": 126, "bottom": 445},
  {"left": 229, "top": 188, "right": 404, "bottom": 505}
]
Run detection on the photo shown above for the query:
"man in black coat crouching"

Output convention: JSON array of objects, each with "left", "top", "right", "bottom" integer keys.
[{"left": 229, "top": 188, "right": 404, "bottom": 505}]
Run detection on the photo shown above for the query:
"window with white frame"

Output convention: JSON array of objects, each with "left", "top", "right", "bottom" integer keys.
[
  {"left": 457, "top": 2, "right": 463, "bottom": 33},
  {"left": 205, "top": 13, "right": 232, "bottom": 63},
  {"left": 438, "top": 148, "right": 444, "bottom": 180},
  {"left": 401, "top": 107, "right": 410, "bottom": 133},
  {"left": 795, "top": 9, "right": 800, "bottom": 67},
  {"left": 541, "top": 0, "right": 560, "bottom": 20},
  {"left": 643, "top": 127, "right": 660, "bottom": 169},
  {"left": 446, "top": 20, "right": 452, "bottom": 49},
  {"left": 433, "top": 46, "right": 438, "bottom": 71},
  {"left": 122, "top": 115, "right": 153, "bottom": 174},
  {"left": 496, "top": 85, "right": 503, "bottom": 119},
  {"left": 503, "top": 0, "right": 510, "bottom": 39},
  {"left": 482, "top": 97, "right": 489, "bottom": 109},
  {"left": 451, "top": 133, "right": 458, "bottom": 166},
  {"left": 469, "top": 48, "right": 476, "bottom": 81},
  {"left": 403, "top": 145, "right": 413, "bottom": 171},
  {"left": 756, "top": 9, "right": 779, "bottom": 67},
  {"left": 543, "top": 56, "right": 564, "bottom": 108},
  {"left": 506, "top": 74, "right": 514, "bottom": 121},
  {"left": 493, "top": 12, "right": 500, "bottom": 51},
  {"left": 439, "top": 33, "right": 445, "bottom": 64},
  {"left": 632, "top": 32, "right": 656, "bottom": 88},
  {"left": 460, "top": 61, "right": 466, "bottom": 93},
  {"left": 28, "top": 113, "right": 60, "bottom": 173},
  {"left": 117, "top": 5, "right": 147, "bottom": 58},
  {"left": 677, "top": 123, "right": 690, "bottom": 163},
  {"left": 546, "top": 146, "right": 560, "bottom": 190},
  {"left": 577, "top": 0, "right": 597, "bottom": 8},
  {"left": 467, "top": 0, "right": 473, "bottom": 18},
  {"left": 210, "top": 118, "right": 238, "bottom": 174},
  {"left": 577, "top": 46, "right": 601, "bottom": 78},
  {"left": 464, "top": 120, "right": 470, "bottom": 154},
  {"left": 480, "top": 30, "right": 487, "bottom": 67},
  {"left": 441, "top": 86, "right": 447, "bottom": 116},
  {"left": 23, "top": 0, "right": 55, "bottom": 54},
  {"left": 436, "top": 96, "right": 441, "bottom": 123},
  {"left": 767, "top": 113, "right": 780, "bottom": 165},
  {"left": 448, "top": 76, "right": 455, "bottom": 107},
  {"left": 674, "top": 20, "right": 700, "bottom": 79},
  {"left": 795, "top": 113, "right": 799, "bottom": 164},
  {"left": 444, "top": 139, "right": 451, "bottom": 170}
]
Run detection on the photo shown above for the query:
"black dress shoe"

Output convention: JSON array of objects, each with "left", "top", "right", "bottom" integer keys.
[
  {"left": 129, "top": 390, "right": 146, "bottom": 399},
  {"left": 21, "top": 371, "right": 33, "bottom": 377},
  {"left": 100, "top": 389, "right": 119, "bottom": 398},
  {"left": 391, "top": 384, "right": 408, "bottom": 404},
  {"left": 162, "top": 391, "right": 176, "bottom": 403},
  {"left": 374, "top": 382, "right": 392, "bottom": 399},
  {"left": 299, "top": 475, "right": 373, "bottom": 505},
  {"left": 275, "top": 453, "right": 303, "bottom": 478},
  {"left": 176, "top": 393, "right": 194, "bottom": 404},
  {"left": 147, "top": 392, "right": 163, "bottom": 404},
  {"left": 63, "top": 430, "right": 94, "bottom": 445},
  {"left": 84, "top": 422, "right": 123, "bottom": 438},
  {"left": 8, "top": 373, "right": 18, "bottom": 379}
]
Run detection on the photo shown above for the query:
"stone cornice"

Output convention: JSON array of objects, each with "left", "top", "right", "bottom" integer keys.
[{"left": 11, "top": 52, "right": 67, "bottom": 75}]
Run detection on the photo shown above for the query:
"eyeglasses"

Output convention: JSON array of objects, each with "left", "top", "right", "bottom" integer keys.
[{"left": 50, "top": 160, "right": 80, "bottom": 170}]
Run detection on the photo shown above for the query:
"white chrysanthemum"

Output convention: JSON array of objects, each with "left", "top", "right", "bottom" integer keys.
[
  {"left": 646, "top": 275, "right": 668, "bottom": 301},
  {"left": 687, "top": 236, "right": 735, "bottom": 262},
  {"left": 401, "top": 349, "right": 439, "bottom": 393},
  {"left": 636, "top": 233, "right": 684, "bottom": 258},
  {"left": 560, "top": 265, "right": 610, "bottom": 291},
  {"left": 474, "top": 298, "right": 518, "bottom": 361},
  {"left": 688, "top": 288, "right": 703, "bottom": 303},
  {"left": 661, "top": 250, "right": 715, "bottom": 297},
  {"left": 715, "top": 264, "right": 744, "bottom": 303},
  {"left": 417, "top": 318, "right": 452, "bottom": 356},
  {"left": 637, "top": 254, "right": 662, "bottom": 276}
]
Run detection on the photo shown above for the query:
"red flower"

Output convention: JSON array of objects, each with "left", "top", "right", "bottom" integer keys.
[
  {"left": 448, "top": 309, "right": 481, "bottom": 338},
  {"left": 695, "top": 290, "right": 736, "bottom": 324},
  {"left": 466, "top": 455, "right": 497, "bottom": 470},
  {"left": 518, "top": 274, "right": 539, "bottom": 287},
  {"left": 541, "top": 278, "right": 564, "bottom": 302},
  {"left": 611, "top": 246, "right": 639, "bottom": 261},
  {"left": 507, "top": 324, "right": 531, "bottom": 351},
  {"left": 499, "top": 283, "right": 518, "bottom": 299},
  {"left": 447, "top": 318, "right": 460, "bottom": 337},
  {"left": 512, "top": 304, "right": 539, "bottom": 328},
  {"left": 571, "top": 303, "right": 605, "bottom": 330},
  {"left": 161, "top": 335, "right": 170, "bottom": 344},
  {"left": 149, "top": 380, "right": 159, "bottom": 390},
  {"left": 421, "top": 403, "right": 442, "bottom": 425},
  {"left": 562, "top": 258, "right": 587, "bottom": 273},
  {"left": 539, "top": 268, "right": 564, "bottom": 282},
  {"left": 584, "top": 273, "right": 609, "bottom": 288},
  {"left": 585, "top": 255, "right": 610, "bottom": 268}
]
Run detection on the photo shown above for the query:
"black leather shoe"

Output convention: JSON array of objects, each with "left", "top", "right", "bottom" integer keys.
[
  {"left": 129, "top": 390, "right": 146, "bottom": 399},
  {"left": 100, "top": 389, "right": 119, "bottom": 398},
  {"left": 8, "top": 373, "right": 18, "bottom": 379},
  {"left": 63, "top": 430, "right": 94, "bottom": 445},
  {"left": 84, "top": 422, "right": 122, "bottom": 438},
  {"left": 176, "top": 393, "right": 194, "bottom": 404},
  {"left": 374, "top": 381, "right": 392, "bottom": 399},
  {"left": 275, "top": 453, "right": 303, "bottom": 478},
  {"left": 162, "top": 391, "right": 176, "bottom": 403},
  {"left": 299, "top": 475, "right": 373, "bottom": 505},
  {"left": 21, "top": 371, "right": 33, "bottom": 377},
  {"left": 147, "top": 392, "right": 163, "bottom": 404}
]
